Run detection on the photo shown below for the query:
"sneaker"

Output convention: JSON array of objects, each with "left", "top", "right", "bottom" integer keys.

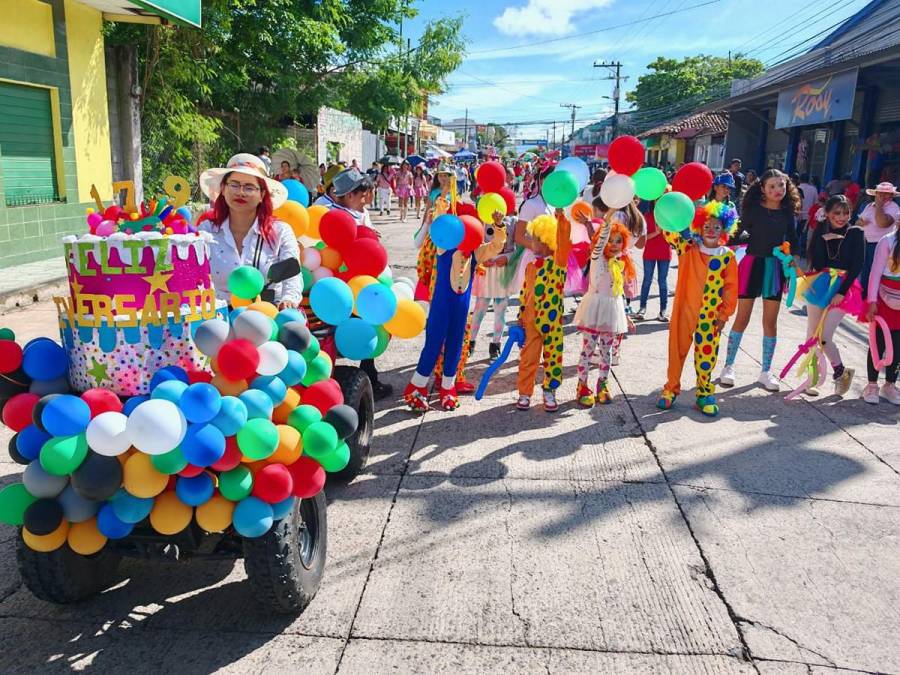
[
  {"left": 719, "top": 365, "right": 735, "bottom": 387},
  {"left": 595, "top": 380, "right": 613, "bottom": 404},
  {"left": 757, "top": 371, "right": 780, "bottom": 392},
  {"left": 403, "top": 383, "right": 429, "bottom": 412},
  {"left": 633, "top": 309, "right": 646, "bottom": 321},
  {"left": 880, "top": 383, "right": 900, "bottom": 405},
  {"left": 657, "top": 312, "right": 669, "bottom": 323},
  {"left": 576, "top": 381, "right": 595, "bottom": 408},
  {"left": 438, "top": 387, "right": 460, "bottom": 411},
  {"left": 516, "top": 395, "right": 531, "bottom": 410},
  {"left": 456, "top": 379, "right": 476, "bottom": 395},
  {"left": 833, "top": 367, "right": 854, "bottom": 397},
  {"left": 542, "top": 389, "right": 559, "bottom": 412},
  {"left": 862, "top": 383, "right": 880, "bottom": 404},
  {"left": 805, "top": 385, "right": 820, "bottom": 396},
  {"left": 488, "top": 342, "right": 501, "bottom": 361},
  {"left": 657, "top": 389, "right": 676, "bottom": 410},
  {"left": 696, "top": 394, "right": 719, "bottom": 417}
]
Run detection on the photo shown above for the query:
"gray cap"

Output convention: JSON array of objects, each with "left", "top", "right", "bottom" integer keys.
[{"left": 332, "top": 168, "right": 372, "bottom": 197}]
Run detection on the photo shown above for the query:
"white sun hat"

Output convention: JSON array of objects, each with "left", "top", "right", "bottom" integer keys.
[{"left": 199, "top": 153, "right": 289, "bottom": 209}]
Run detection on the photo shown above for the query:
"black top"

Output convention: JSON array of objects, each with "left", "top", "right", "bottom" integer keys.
[
  {"left": 732, "top": 203, "right": 798, "bottom": 257},
  {"left": 808, "top": 225, "right": 865, "bottom": 296}
]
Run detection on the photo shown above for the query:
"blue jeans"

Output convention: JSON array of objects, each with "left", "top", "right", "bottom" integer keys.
[
  {"left": 640, "top": 258, "right": 670, "bottom": 312},
  {"left": 860, "top": 241, "right": 879, "bottom": 294}
]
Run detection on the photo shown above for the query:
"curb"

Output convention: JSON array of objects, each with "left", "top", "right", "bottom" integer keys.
[{"left": 0, "top": 277, "right": 68, "bottom": 315}]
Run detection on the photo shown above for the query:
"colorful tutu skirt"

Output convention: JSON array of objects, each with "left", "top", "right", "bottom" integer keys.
[
  {"left": 738, "top": 254, "right": 785, "bottom": 300},
  {"left": 799, "top": 269, "right": 865, "bottom": 318}
]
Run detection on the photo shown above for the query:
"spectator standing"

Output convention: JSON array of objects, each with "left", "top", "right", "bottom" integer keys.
[
  {"left": 857, "top": 182, "right": 900, "bottom": 289},
  {"left": 257, "top": 146, "right": 271, "bottom": 175},
  {"left": 728, "top": 159, "right": 745, "bottom": 204},
  {"left": 797, "top": 173, "right": 818, "bottom": 255}
]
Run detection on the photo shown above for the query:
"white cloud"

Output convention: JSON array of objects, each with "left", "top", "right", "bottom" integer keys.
[{"left": 493, "top": 0, "right": 615, "bottom": 37}]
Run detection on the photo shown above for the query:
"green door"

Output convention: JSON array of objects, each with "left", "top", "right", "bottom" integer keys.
[{"left": 0, "top": 82, "right": 59, "bottom": 206}]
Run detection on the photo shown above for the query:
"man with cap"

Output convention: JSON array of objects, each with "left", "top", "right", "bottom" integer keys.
[
  {"left": 313, "top": 163, "right": 346, "bottom": 208},
  {"left": 858, "top": 181, "right": 900, "bottom": 289}
]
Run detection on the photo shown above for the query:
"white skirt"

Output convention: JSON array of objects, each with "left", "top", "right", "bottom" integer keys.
[
  {"left": 472, "top": 266, "right": 510, "bottom": 298},
  {"left": 574, "top": 292, "right": 628, "bottom": 334}
]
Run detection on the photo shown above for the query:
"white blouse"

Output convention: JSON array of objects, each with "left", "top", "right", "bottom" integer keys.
[{"left": 198, "top": 217, "right": 302, "bottom": 305}]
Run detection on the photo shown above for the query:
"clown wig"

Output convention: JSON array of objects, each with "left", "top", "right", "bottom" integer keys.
[
  {"left": 692, "top": 201, "right": 739, "bottom": 244},
  {"left": 600, "top": 219, "right": 636, "bottom": 283},
  {"left": 527, "top": 214, "right": 559, "bottom": 251}
]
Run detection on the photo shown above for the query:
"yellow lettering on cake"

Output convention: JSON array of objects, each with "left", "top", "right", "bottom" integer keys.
[
  {"left": 140, "top": 294, "right": 162, "bottom": 325},
  {"left": 114, "top": 294, "right": 138, "bottom": 327},
  {"left": 98, "top": 241, "right": 121, "bottom": 276},
  {"left": 182, "top": 290, "right": 202, "bottom": 321},
  {"left": 91, "top": 295, "right": 115, "bottom": 328},
  {"left": 122, "top": 240, "right": 147, "bottom": 274},
  {"left": 200, "top": 288, "right": 217, "bottom": 319},
  {"left": 76, "top": 241, "right": 96, "bottom": 277},
  {"left": 75, "top": 293, "right": 92, "bottom": 321},
  {"left": 158, "top": 292, "right": 182, "bottom": 323},
  {"left": 53, "top": 296, "right": 75, "bottom": 329}
]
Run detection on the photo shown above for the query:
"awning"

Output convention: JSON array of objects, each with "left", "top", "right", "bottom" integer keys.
[
  {"left": 673, "top": 128, "right": 701, "bottom": 140},
  {"left": 77, "top": 0, "right": 201, "bottom": 27}
]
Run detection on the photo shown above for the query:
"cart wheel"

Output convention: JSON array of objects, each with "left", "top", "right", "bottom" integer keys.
[
  {"left": 16, "top": 535, "right": 121, "bottom": 604},
  {"left": 329, "top": 365, "right": 374, "bottom": 483}
]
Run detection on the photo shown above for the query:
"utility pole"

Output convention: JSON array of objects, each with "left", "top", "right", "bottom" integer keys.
[
  {"left": 594, "top": 60, "right": 627, "bottom": 139},
  {"left": 463, "top": 108, "right": 469, "bottom": 151},
  {"left": 551, "top": 121, "right": 556, "bottom": 150},
  {"left": 560, "top": 103, "right": 582, "bottom": 154}
]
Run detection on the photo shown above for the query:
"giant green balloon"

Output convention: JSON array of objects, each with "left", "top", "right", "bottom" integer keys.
[
  {"left": 0, "top": 483, "right": 37, "bottom": 525},
  {"left": 541, "top": 170, "right": 579, "bottom": 208},
  {"left": 40, "top": 434, "right": 88, "bottom": 476},
  {"left": 228, "top": 266, "right": 265, "bottom": 300},
  {"left": 654, "top": 191, "right": 695, "bottom": 233},
  {"left": 632, "top": 167, "right": 668, "bottom": 201}
]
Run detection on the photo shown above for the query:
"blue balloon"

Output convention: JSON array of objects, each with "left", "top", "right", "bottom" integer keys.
[
  {"left": 176, "top": 206, "right": 193, "bottom": 222},
  {"left": 251, "top": 375, "right": 287, "bottom": 405},
  {"left": 277, "top": 350, "right": 307, "bottom": 386},
  {"left": 430, "top": 214, "right": 464, "bottom": 250},
  {"left": 176, "top": 473, "right": 214, "bottom": 507},
  {"left": 239, "top": 389, "right": 274, "bottom": 420},
  {"left": 275, "top": 308, "right": 306, "bottom": 328},
  {"left": 97, "top": 502, "right": 134, "bottom": 539},
  {"left": 151, "top": 380, "right": 188, "bottom": 404},
  {"left": 309, "top": 277, "right": 354, "bottom": 326},
  {"left": 180, "top": 423, "right": 226, "bottom": 467},
  {"left": 557, "top": 156, "right": 591, "bottom": 189},
  {"left": 210, "top": 396, "right": 248, "bottom": 436},
  {"left": 272, "top": 496, "right": 295, "bottom": 520},
  {"left": 111, "top": 489, "right": 153, "bottom": 524},
  {"left": 150, "top": 366, "right": 189, "bottom": 390},
  {"left": 122, "top": 395, "right": 149, "bottom": 416},
  {"left": 282, "top": 179, "right": 309, "bottom": 207},
  {"left": 17, "top": 424, "right": 50, "bottom": 462},
  {"left": 21, "top": 340, "right": 68, "bottom": 381},
  {"left": 233, "top": 496, "right": 275, "bottom": 538},
  {"left": 179, "top": 383, "right": 222, "bottom": 424},
  {"left": 335, "top": 319, "right": 378, "bottom": 360},
  {"left": 229, "top": 306, "right": 247, "bottom": 325},
  {"left": 40, "top": 395, "right": 90, "bottom": 437},
  {"left": 356, "top": 283, "right": 398, "bottom": 325}
]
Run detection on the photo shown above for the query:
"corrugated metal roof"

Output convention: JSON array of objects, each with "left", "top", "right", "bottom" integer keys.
[{"left": 637, "top": 111, "right": 729, "bottom": 139}]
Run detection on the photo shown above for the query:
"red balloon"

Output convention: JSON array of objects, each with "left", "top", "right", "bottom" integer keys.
[
  {"left": 458, "top": 215, "right": 485, "bottom": 254},
  {"left": 187, "top": 370, "right": 213, "bottom": 385},
  {"left": 476, "top": 161, "right": 506, "bottom": 193},
  {"left": 287, "top": 455, "right": 326, "bottom": 498},
  {"left": 178, "top": 463, "right": 205, "bottom": 478},
  {"left": 2, "top": 393, "right": 39, "bottom": 432},
  {"left": 343, "top": 238, "right": 388, "bottom": 277},
  {"left": 608, "top": 136, "right": 645, "bottom": 176},
  {"left": 80, "top": 388, "right": 123, "bottom": 417},
  {"left": 0, "top": 340, "right": 23, "bottom": 374},
  {"left": 319, "top": 209, "right": 358, "bottom": 252},
  {"left": 253, "top": 463, "right": 293, "bottom": 503},
  {"left": 356, "top": 227, "right": 379, "bottom": 240},
  {"left": 498, "top": 187, "right": 517, "bottom": 215},
  {"left": 455, "top": 202, "right": 477, "bottom": 218},
  {"left": 211, "top": 436, "right": 242, "bottom": 472},
  {"left": 673, "top": 162, "right": 714, "bottom": 201},
  {"left": 302, "top": 379, "right": 344, "bottom": 415},
  {"left": 217, "top": 339, "right": 260, "bottom": 382}
]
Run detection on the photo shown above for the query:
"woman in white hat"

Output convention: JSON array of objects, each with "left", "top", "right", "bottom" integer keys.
[
  {"left": 857, "top": 182, "right": 900, "bottom": 289},
  {"left": 198, "top": 153, "right": 301, "bottom": 308}
]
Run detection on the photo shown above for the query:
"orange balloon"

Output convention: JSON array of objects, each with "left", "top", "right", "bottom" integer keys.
[
  {"left": 307, "top": 205, "right": 328, "bottom": 240},
  {"left": 212, "top": 374, "right": 248, "bottom": 396},
  {"left": 150, "top": 492, "right": 192, "bottom": 535},
  {"left": 320, "top": 247, "right": 343, "bottom": 271},
  {"left": 67, "top": 518, "right": 107, "bottom": 555},
  {"left": 124, "top": 453, "right": 168, "bottom": 498},
  {"left": 571, "top": 200, "right": 592, "bottom": 223},
  {"left": 273, "top": 388, "right": 301, "bottom": 424},
  {"left": 24, "top": 522, "right": 69, "bottom": 552},
  {"left": 269, "top": 424, "right": 302, "bottom": 465},
  {"left": 195, "top": 494, "right": 234, "bottom": 532},
  {"left": 273, "top": 201, "right": 309, "bottom": 238},
  {"left": 247, "top": 301, "right": 278, "bottom": 319},
  {"left": 383, "top": 298, "right": 426, "bottom": 339},
  {"left": 231, "top": 295, "right": 253, "bottom": 308}
]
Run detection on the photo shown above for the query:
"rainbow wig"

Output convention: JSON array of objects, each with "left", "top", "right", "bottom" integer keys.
[
  {"left": 527, "top": 214, "right": 558, "bottom": 251},
  {"left": 693, "top": 201, "right": 739, "bottom": 244}
]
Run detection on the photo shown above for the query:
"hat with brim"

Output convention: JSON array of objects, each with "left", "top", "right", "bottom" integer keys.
[
  {"left": 865, "top": 181, "right": 899, "bottom": 197},
  {"left": 332, "top": 168, "right": 373, "bottom": 197},
  {"left": 323, "top": 163, "right": 346, "bottom": 191},
  {"left": 436, "top": 162, "right": 454, "bottom": 175},
  {"left": 713, "top": 172, "right": 736, "bottom": 189},
  {"left": 200, "top": 153, "right": 288, "bottom": 209}
]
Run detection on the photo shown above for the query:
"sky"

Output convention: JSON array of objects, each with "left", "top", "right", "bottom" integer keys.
[{"left": 403, "top": 0, "right": 870, "bottom": 142}]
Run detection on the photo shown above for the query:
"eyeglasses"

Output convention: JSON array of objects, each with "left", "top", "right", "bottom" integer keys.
[{"left": 225, "top": 181, "right": 261, "bottom": 196}]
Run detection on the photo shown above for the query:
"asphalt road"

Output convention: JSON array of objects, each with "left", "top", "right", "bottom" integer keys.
[{"left": 0, "top": 205, "right": 897, "bottom": 674}]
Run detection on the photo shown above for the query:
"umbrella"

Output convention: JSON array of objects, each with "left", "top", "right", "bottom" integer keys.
[
  {"left": 519, "top": 152, "right": 536, "bottom": 161},
  {"left": 271, "top": 148, "right": 319, "bottom": 192},
  {"left": 378, "top": 155, "right": 402, "bottom": 165},
  {"left": 406, "top": 154, "right": 426, "bottom": 167},
  {"left": 454, "top": 149, "right": 477, "bottom": 160},
  {"left": 425, "top": 145, "right": 451, "bottom": 159}
]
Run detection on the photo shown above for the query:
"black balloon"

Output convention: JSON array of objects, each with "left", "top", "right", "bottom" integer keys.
[
  {"left": 0, "top": 367, "right": 31, "bottom": 400},
  {"left": 7, "top": 433, "right": 28, "bottom": 465},
  {"left": 277, "top": 321, "right": 312, "bottom": 353},
  {"left": 31, "top": 393, "right": 61, "bottom": 432},
  {"left": 24, "top": 498, "right": 63, "bottom": 536},
  {"left": 71, "top": 452, "right": 123, "bottom": 501},
  {"left": 324, "top": 404, "right": 359, "bottom": 441}
]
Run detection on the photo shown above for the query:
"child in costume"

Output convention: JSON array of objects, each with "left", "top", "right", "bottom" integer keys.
[
  {"left": 573, "top": 205, "right": 636, "bottom": 406},
  {"left": 516, "top": 210, "right": 572, "bottom": 412},
  {"left": 469, "top": 215, "right": 517, "bottom": 361},
  {"left": 658, "top": 201, "right": 739, "bottom": 416},
  {"left": 863, "top": 229, "right": 900, "bottom": 405},
  {"left": 405, "top": 213, "right": 507, "bottom": 411}
]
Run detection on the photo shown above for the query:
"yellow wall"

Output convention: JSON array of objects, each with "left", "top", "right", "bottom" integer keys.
[
  {"left": 65, "top": 0, "right": 113, "bottom": 201},
  {"left": 0, "top": 0, "right": 55, "bottom": 58}
]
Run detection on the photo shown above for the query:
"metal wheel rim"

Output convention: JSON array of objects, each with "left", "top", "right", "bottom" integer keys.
[{"left": 297, "top": 498, "right": 318, "bottom": 569}]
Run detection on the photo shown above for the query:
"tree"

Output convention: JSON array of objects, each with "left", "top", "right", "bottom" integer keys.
[{"left": 476, "top": 124, "right": 510, "bottom": 152}]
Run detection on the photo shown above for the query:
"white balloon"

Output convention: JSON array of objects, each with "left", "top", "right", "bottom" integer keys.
[
  {"left": 391, "top": 282, "right": 414, "bottom": 300},
  {"left": 312, "top": 267, "right": 333, "bottom": 281},
  {"left": 257, "top": 342, "right": 289, "bottom": 377},
  {"left": 394, "top": 276, "right": 415, "bottom": 289},
  {"left": 600, "top": 174, "right": 636, "bottom": 209},
  {"left": 558, "top": 157, "right": 590, "bottom": 189},
  {"left": 86, "top": 411, "right": 132, "bottom": 457},
  {"left": 126, "top": 399, "right": 186, "bottom": 456},
  {"left": 381, "top": 265, "right": 393, "bottom": 281},
  {"left": 301, "top": 248, "right": 322, "bottom": 271},
  {"left": 194, "top": 318, "right": 230, "bottom": 357},
  {"left": 232, "top": 309, "right": 272, "bottom": 346}
]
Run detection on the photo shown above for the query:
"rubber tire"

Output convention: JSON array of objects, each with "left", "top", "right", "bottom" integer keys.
[
  {"left": 16, "top": 535, "right": 121, "bottom": 604},
  {"left": 243, "top": 491, "right": 327, "bottom": 614},
  {"left": 329, "top": 365, "right": 374, "bottom": 483}
]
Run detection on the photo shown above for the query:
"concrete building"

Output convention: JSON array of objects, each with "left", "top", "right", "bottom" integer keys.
[{"left": 637, "top": 112, "right": 729, "bottom": 171}]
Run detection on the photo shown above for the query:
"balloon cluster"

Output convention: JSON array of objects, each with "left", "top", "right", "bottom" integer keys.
[
  {"left": 541, "top": 157, "right": 591, "bottom": 209},
  {"left": 86, "top": 198, "right": 193, "bottom": 237},
  {"left": 272, "top": 179, "right": 311, "bottom": 239},
  {"left": 472, "top": 161, "right": 516, "bottom": 226},
  {"left": 0, "top": 272, "right": 359, "bottom": 553}
]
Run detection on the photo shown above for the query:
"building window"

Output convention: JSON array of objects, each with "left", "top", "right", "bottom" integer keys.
[{"left": 0, "top": 82, "right": 61, "bottom": 207}]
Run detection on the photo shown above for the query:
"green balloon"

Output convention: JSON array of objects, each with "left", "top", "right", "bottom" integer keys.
[
  {"left": 0, "top": 327, "right": 15, "bottom": 341},
  {"left": 237, "top": 418, "right": 279, "bottom": 460},
  {"left": 632, "top": 167, "right": 668, "bottom": 201},
  {"left": 318, "top": 441, "right": 350, "bottom": 473},
  {"left": 654, "top": 191, "right": 696, "bottom": 232},
  {"left": 315, "top": 241, "right": 326, "bottom": 250},
  {"left": 301, "top": 267, "right": 314, "bottom": 295},
  {"left": 40, "top": 434, "right": 88, "bottom": 476},
  {"left": 152, "top": 446, "right": 189, "bottom": 475},
  {"left": 303, "top": 335, "right": 321, "bottom": 362},
  {"left": 219, "top": 465, "right": 253, "bottom": 501},
  {"left": 541, "top": 170, "right": 579, "bottom": 208},
  {"left": 377, "top": 270, "right": 393, "bottom": 286},
  {"left": 269, "top": 319, "right": 279, "bottom": 341},
  {"left": 301, "top": 353, "right": 330, "bottom": 387},
  {"left": 287, "top": 404, "right": 322, "bottom": 433},
  {"left": 302, "top": 421, "right": 338, "bottom": 459},
  {"left": 228, "top": 265, "right": 265, "bottom": 301},
  {"left": 0, "top": 483, "right": 37, "bottom": 526},
  {"left": 372, "top": 326, "right": 390, "bottom": 358}
]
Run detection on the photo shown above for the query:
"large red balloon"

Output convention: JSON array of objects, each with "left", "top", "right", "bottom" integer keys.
[
  {"left": 217, "top": 339, "right": 260, "bottom": 382},
  {"left": 302, "top": 379, "right": 344, "bottom": 415},
  {"left": 80, "top": 388, "right": 122, "bottom": 417},
  {"left": 287, "top": 456, "right": 326, "bottom": 498},
  {"left": 498, "top": 187, "right": 517, "bottom": 215},
  {"left": 343, "top": 238, "right": 388, "bottom": 277},
  {"left": 187, "top": 370, "right": 214, "bottom": 385},
  {"left": 0, "top": 340, "right": 23, "bottom": 374},
  {"left": 458, "top": 215, "right": 485, "bottom": 255},
  {"left": 476, "top": 161, "right": 506, "bottom": 193},
  {"left": 356, "top": 226, "right": 379, "bottom": 240},
  {"left": 253, "top": 463, "right": 293, "bottom": 503},
  {"left": 2, "top": 393, "right": 39, "bottom": 432},
  {"left": 319, "top": 209, "right": 358, "bottom": 252},
  {"left": 454, "top": 202, "right": 477, "bottom": 218},
  {"left": 211, "top": 437, "right": 242, "bottom": 472},
  {"left": 608, "top": 136, "right": 645, "bottom": 176},
  {"left": 672, "top": 162, "right": 714, "bottom": 201}
]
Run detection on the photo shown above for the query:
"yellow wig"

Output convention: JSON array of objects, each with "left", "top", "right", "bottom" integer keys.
[{"left": 526, "top": 214, "right": 558, "bottom": 251}]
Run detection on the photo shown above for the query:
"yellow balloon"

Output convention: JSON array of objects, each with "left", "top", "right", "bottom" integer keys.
[
  {"left": 348, "top": 275, "right": 378, "bottom": 298},
  {"left": 150, "top": 492, "right": 193, "bottom": 535},
  {"left": 247, "top": 301, "right": 278, "bottom": 319},
  {"left": 212, "top": 374, "right": 248, "bottom": 397},
  {"left": 195, "top": 494, "right": 234, "bottom": 533},
  {"left": 67, "top": 518, "right": 107, "bottom": 555},
  {"left": 123, "top": 453, "right": 169, "bottom": 498},
  {"left": 269, "top": 424, "right": 302, "bottom": 465},
  {"left": 23, "top": 521, "right": 69, "bottom": 552},
  {"left": 477, "top": 192, "right": 508, "bottom": 223},
  {"left": 384, "top": 298, "right": 426, "bottom": 339},
  {"left": 306, "top": 205, "right": 329, "bottom": 240},
  {"left": 272, "top": 388, "right": 301, "bottom": 424},
  {"left": 273, "top": 201, "right": 309, "bottom": 238}
]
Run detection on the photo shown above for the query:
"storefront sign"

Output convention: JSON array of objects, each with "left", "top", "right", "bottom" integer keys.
[
  {"left": 574, "top": 144, "right": 610, "bottom": 158},
  {"left": 775, "top": 69, "right": 857, "bottom": 129},
  {"left": 518, "top": 139, "right": 548, "bottom": 147}
]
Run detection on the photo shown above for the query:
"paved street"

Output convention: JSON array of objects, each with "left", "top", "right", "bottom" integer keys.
[{"left": 0, "top": 208, "right": 897, "bottom": 674}]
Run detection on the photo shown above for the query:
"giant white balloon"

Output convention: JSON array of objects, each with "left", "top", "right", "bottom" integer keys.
[
  {"left": 86, "top": 411, "right": 131, "bottom": 457},
  {"left": 392, "top": 282, "right": 414, "bottom": 301},
  {"left": 257, "top": 342, "right": 289, "bottom": 377},
  {"left": 125, "top": 399, "right": 186, "bottom": 455},
  {"left": 600, "top": 173, "right": 636, "bottom": 209}
]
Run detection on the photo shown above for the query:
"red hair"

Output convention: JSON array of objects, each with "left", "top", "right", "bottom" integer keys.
[
  {"left": 206, "top": 172, "right": 276, "bottom": 245},
  {"left": 602, "top": 220, "right": 636, "bottom": 282}
]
